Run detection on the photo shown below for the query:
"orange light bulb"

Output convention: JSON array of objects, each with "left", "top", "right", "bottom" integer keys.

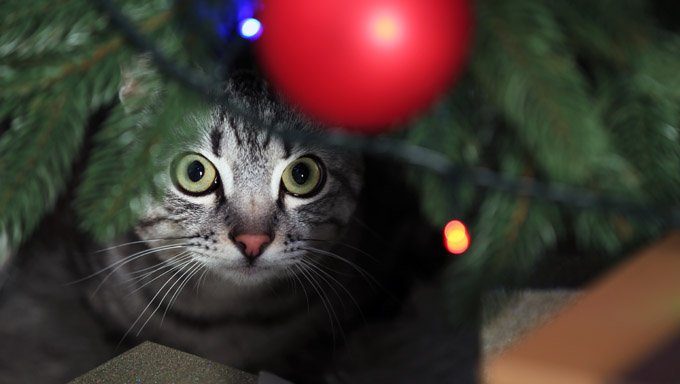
[{"left": 443, "top": 220, "right": 470, "bottom": 255}]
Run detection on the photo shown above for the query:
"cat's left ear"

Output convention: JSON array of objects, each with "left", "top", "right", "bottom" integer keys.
[{"left": 119, "top": 55, "right": 162, "bottom": 113}]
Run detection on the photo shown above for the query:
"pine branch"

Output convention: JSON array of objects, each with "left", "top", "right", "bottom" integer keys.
[
  {"left": 551, "top": 0, "right": 652, "bottom": 66},
  {"left": 1, "top": 0, "right": 104, "bottom": 60},
  {"left": 0, "top": 86, "right": 88, "bottom": 252},
  {"left": 566, "top": 46, "right": 680, "bottom": 255},
  {"left": 471, "top": 0, "right": 617, "bottom": 184},
  {"left": 0, "top": 1, "right": 175, "bottom": 254},
  {"left": 444, "top": 191, "right": 563, "bottom": 322},
  {"left": 76, "top": 82, "right": 205, "bottom": 241},
  {"left": 1, "top": 39, "right": 125, "bottom": 97},
  {"left": 404, "top": 81, "right": 489, "bottom": 225},
  {"left": 564, "top": 31, "right": 680, "bottom": 255},
  {"left": 1, "top": 10, "right": 171, "bottom": 98},
  {"left": 604, "top": 80, "right": 680, "bottom": 204},
  {"left": 0, "top": 0, "right": 169, "bottom": 60},
  {"left": 440, "top": 146, "right": 563, "bottom": 321},
  {"left": 571, "top": 210, "right": 662, "bottom": 256},
  {"left": 633, "top": 39, "right": 680, "bottom": 104}
]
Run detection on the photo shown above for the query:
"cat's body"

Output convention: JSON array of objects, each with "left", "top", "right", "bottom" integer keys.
[{"left": 0, "top": 73, "right": 478, "bottom": 383}]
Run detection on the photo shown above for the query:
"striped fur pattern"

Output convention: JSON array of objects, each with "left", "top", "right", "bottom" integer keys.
[
  {"left": 134, "top": 77, "right": 363, "bottom": 286},
  {"left": 84, "top": 74, "right": 370, "bottom": 380}
]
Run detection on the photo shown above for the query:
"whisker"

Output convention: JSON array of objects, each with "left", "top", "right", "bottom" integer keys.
[
  {"left": 296, "top": 263, "right": 341, "bottom": 347},
  {"left": 127, "top": 251, "right": 192, "bottom": 277},
  {"left": 289, "top": 265, "right": 311, "bottom": 313},
  {"left": 194, "top": 268, "right": 210, "bottom": 292},
  {"left": 136, "top": 260, "right": 200, "bottom": 334},
  {"left": 302, "top": 238, "right": 380, "bottom": 263},
  {"left": 314, "top": 261, "right": 357, "bottom": 277},
  {"left": 117, "top": 258, "right": 195, "bottom": 346},
  {"left": 92, "top": 236, "right": 196, "bottom": 254},
  {"left": 121, "top": 252, "right": 193, "bottom": 285},
  {"left": 300, "top": 259, "right": 365, "bottom": 322},
  {"left": 87, "top": 245, "right": 190, "bottom": 296},
  {"left": 300, "top": 246, "right": 382, "bottom": 288},
  {"left": 125, "top": 253, "right": 193, "bottom": 297},
  {"left": 299, "top": 259, "right": 348, "bottom": 311},
  {"left": 351, "top": 216, "right": 388, "bottom": 245},
  {"left": 161, "top": 262, "right": 204, "bottom": 325},
  {"left": 301, "top": 246, "right": 398, "bottom": 303},
  {"left": 69, "top": 243, "right": 190, "bottom": 285},
  {"left": 282, "top": 266, "right": 296, "bottom": 294},
  {"left": 283, "top": 265, "right": 298, "bottom": 294}
]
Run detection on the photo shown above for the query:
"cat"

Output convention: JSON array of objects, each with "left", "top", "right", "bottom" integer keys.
[{"left": 0, "top": 70, "right": 478, "bottom": 383}]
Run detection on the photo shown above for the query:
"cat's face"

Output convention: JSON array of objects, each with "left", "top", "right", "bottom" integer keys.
[{"left": 135, "top": 81, "right": 363, "bottom": 285}]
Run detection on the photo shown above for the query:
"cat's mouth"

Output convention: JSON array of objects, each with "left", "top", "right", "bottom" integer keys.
[
  {"left": 229, "top": 265, "right": 270, "bottom": 274},
  {"left": 210, "top": 262, "right": 288, "bottom": 285},
  {"left": 203, "top": 257, "right": 281, "bottom": 277},
  {"left": 188, "top": 250, "right": 295, "bottom": 282}
]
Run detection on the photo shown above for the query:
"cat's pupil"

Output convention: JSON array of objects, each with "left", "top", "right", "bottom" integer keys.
[
  {"left": 187, "top": 160, "right": 205, "bottom": 182},
  {"left": 291, "top": 162, "right": 310, "bottom": 185}
]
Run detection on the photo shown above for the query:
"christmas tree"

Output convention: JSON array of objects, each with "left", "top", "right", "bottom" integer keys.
[{"left": 1, "top": 0, "right": 679, "bottom": 319}]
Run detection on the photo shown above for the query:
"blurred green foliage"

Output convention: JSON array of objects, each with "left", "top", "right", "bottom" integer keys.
[
  {"left": 0, "top": 0, "right": 678, "bottom": 315},
  {"left": 405, "top": 0, "right": 679, "bottom": 317}
]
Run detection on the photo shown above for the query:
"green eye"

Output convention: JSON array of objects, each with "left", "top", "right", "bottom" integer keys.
[
  {"left": 171, "top": 153, "right": 218, "bottom": 195},
  {"left": 281, "top": 156, "right": 325, "bottom": 197}
]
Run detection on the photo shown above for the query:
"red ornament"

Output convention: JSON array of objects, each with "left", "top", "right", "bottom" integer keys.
[
  {"left": 256, "top": 0, "right": 473, "bottom": 133},
  {"left": 443, "top": 219, "right": 470, "bottom": 255}
]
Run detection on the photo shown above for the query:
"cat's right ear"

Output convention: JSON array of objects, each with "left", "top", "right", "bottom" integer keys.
[{"left": 119, "top": 55, "right": 161, "bottom": 113}]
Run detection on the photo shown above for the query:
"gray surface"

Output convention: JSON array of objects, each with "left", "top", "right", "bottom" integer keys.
[
  {"left": 70, "top": 342, "right": 257, "bottom": 384},
  {"left": 482, "top": 289, "right": 580, "bottom": 357}
]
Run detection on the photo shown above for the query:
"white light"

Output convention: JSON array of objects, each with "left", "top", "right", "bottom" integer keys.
[{"left": 239, "top": 18, "right": 262, "bottom": 40}]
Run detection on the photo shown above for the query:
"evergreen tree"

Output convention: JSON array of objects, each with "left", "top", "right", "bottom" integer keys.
[{"left": 1, "top": 0, "right": 678, "bottom": 317}]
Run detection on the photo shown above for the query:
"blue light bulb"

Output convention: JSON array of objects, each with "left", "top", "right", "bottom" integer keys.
[{"left": 239, "top": 18, "right": 262, "bottom": 40}]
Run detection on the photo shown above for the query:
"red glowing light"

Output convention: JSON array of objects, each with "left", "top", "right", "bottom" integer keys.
[{"left": 444, "top": 220, "right": 470, "bottom": 254}]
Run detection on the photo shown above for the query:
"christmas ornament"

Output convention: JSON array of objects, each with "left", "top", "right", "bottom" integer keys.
[
  {"left": 256, "top": 0, "right": 473, "bottom": 133},
  {"left": 444, "top": 220, "right": 470, "bottom": 255}
]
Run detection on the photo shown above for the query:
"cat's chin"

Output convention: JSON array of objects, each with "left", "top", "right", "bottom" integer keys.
[{"left": 211, "top": 265, "right": 285, "bottom": 286}]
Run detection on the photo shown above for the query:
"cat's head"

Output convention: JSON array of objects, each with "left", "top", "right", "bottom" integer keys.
[{"left": 128, "top": 71, "right": 363, "bottom": 285}]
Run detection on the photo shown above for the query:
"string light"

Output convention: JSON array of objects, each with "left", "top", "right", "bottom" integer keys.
[
  {"left": 239, "top": 17, "right": 262, "bottom": 40},
  {"left": 444, "top": 220, "right": 470, "bottom": 255}
]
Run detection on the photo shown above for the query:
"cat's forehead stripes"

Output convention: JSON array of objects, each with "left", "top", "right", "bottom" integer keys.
[
  {"left": 209, "top": 109, "right": 279, "bottom": 158},
  {"left": 179, "top": 78, "right": 363, "bottom": 210},
  {"left": 200, "top": 109, "right": 287, "bottom": 201},
  {"left": 210, "top": 127, "right": 223, "bottom": 157}
]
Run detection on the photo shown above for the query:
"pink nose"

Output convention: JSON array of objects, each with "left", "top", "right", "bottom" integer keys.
[{"left": 234, "top": 233, "right": 271, "bottom": 258}]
